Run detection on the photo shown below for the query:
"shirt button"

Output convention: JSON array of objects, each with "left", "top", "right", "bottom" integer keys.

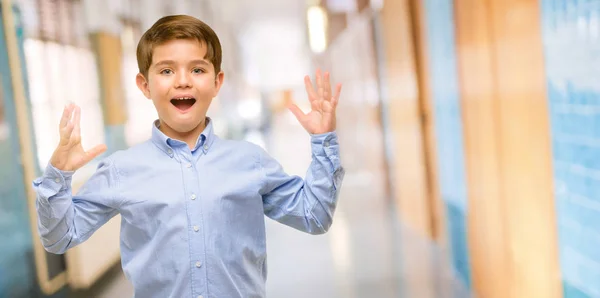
[
  {"left": 193, "top": 226, "right": 199, "bottom": 232},
  {"left": 197, "top": 296, "right": 203, "bottom": 298},
  {"left": 191, "top": 194, "right": 196, "bottom": 200},
  {"left": 195, "top": 261, "right": 202, "bottom": 268},
  {"left": 167, "top": 148, "right": 173, "bottom": 154},
  {"left": 203, "top": 144, "right": 208, "bottom": 150},
  {"left": 54, "top": 178, "right": 60, "bottom": 183},
  {"left": 186, "top": 163, "right": 192, "bottom": 168},
  {"left": 324, "top": 141, "right": 330, "bottom": 147}
]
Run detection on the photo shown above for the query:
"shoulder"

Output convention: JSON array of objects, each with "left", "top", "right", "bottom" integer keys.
[
  {"left": 99, "top": 140, "right": 156, "bottom": 172},
  {"left": 104, "top": 141, "right": 145, "bottom": 161},
  {"left": 213, "top": 136, "right": 265, "bottom": 156},
  {"left": 211, "top": 137, "right": 273, "bottom": 170}
]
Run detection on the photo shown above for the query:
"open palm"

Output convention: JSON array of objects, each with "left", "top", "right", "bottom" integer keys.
[
  {"left": 50, "top": 104, "right": 107, "bottom": 171},
  {"left": 288, "top": 69, "right": 342, "bottom": 134}
]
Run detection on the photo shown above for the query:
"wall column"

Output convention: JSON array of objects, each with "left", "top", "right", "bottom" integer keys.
[
  {"left": 454, "top": 0, "right": 562, "bottom": 297},
  {"left": 379, "top": 0, "right": 433, "bottom": 239},
  {"left": 83, "top": 0, "right": 128, "bottom": 152}
]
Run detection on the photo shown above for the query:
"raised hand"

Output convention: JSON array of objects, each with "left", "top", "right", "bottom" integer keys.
[
  {"left": 49, "top": 104, "right": 107, "bottom": 171},
  {"left": 288, "top": 69, "right": 342, "bottom": 134}
]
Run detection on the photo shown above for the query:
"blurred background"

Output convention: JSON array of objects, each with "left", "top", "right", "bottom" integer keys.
[{"left": 0, "top": 0, "right": 596, "bottom": 297}]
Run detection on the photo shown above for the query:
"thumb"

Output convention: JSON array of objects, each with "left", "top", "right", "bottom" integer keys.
[
  {"left": 288, "top": 104, "right": 306, "bottom": 124},
  {"left": 86, "top": 144, "right": 108, "bottom": 161},
  {"left": 76, "top": 144, "right": 107, "bottom": 169}
]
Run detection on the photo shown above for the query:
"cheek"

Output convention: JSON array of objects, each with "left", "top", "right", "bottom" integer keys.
[
  {"left": 149, "top": 80, "right": 172, "bottom": 96},
  {"left": 195, "top": 77, "right": 217, "bottom": 90}
]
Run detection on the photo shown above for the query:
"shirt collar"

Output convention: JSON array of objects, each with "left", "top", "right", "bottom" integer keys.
[{"left": 151, "top": 117, "right": 216, "bottom": 156}]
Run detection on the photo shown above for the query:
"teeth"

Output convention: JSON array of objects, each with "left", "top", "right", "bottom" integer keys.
[{"left": 174, "top": 97, "right": 193, "bottom": 100}]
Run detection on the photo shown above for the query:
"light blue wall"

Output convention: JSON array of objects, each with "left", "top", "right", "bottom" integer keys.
[
  {"left": 0, "top": 4, "right": 41, "bottom": 298},
  {"left": 423, "top": 0, "right": 471, "bottom": 289},
  {"left": 0, "top": 4, "right": 68, "bottom": 298},
  {"left": 541, "top": 1, "right": 600, "bottom": 297}
]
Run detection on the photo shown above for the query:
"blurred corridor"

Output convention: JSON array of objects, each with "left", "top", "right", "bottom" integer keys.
[{"left": 1, "top": 0, "right": 599, "bottom": 297}]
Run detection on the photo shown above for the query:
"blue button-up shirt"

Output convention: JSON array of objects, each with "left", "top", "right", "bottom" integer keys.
[{"left": 33, "top": 118, "right": 345, "bottom": 298}]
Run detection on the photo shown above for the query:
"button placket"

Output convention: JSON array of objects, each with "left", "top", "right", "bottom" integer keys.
[{"left": 184, "top": 153, "right": 207, "bottom": 296}]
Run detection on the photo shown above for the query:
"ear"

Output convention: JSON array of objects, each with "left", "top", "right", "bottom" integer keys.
[
  {"left": 213, "top": 71, "right": 225, "bottom": 97},
  {"left": 136, "top": 73, "right": 151, "bottom": 99}
]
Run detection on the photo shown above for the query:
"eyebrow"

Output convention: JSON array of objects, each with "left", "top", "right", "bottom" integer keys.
[{"left": 154, "top": 59, "right": 210, "bottom": 67}]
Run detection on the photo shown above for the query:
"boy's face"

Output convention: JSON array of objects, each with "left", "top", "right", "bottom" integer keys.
[{"left": 136, "top": 38, "right": 224, "bottom": 135}]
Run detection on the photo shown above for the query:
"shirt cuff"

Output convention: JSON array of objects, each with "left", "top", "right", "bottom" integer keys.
[
  {"left": 32, "top": 163, "right": 75, "bottom": 199},
  {"left": 310, "top": 131, "right": 342, "bottom": 172}
]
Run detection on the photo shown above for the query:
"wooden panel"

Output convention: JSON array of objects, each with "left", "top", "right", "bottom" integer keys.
[
  {"left": 409, "top": 0, "right": 447, "bottom": 246},
  {"left": 325, "top": 11, "right": 347, "bottom": 46},
  {"left": 488, "top": 1, "right": 561, "bottom": 297},
  {"left": 90, "top": 32, "right": 128, "bottom": 125},
  {"left": 453, "top": 0, "right": 509, "bottom": 296},
  {"left": 380, "top": 0, "right": 432, "bottom": 239},
  {"left": 454, "top": 0, "right": 562, "bottom": 297}
]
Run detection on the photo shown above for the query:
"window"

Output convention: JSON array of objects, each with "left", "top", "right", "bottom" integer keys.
[
  {"left": 121, "top": 22, "right": 158, "bottom": 146},
  {"left": 23, "top": 0, "right": 105, "bottom": 170}
]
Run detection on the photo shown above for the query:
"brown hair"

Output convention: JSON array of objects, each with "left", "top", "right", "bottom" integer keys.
[{"left": 136, "top": 15, "right": 222, "bottom": 78}]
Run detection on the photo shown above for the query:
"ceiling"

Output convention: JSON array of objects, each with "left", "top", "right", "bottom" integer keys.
[{"left": 206, "top": 0, "right": 315, "bottom": 92}]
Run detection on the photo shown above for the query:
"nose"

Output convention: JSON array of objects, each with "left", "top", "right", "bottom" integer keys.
[{"left": 175, "top": 71, "right": 192, "bottom": 88}]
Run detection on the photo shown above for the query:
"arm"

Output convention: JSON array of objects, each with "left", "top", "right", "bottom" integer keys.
[
  {"left": 33, "top": 103, "right": 112, "bottom": 254},
  {"left": 262, "top": 68, "right": 345, "bottom": 234},
  {"left": 34, "top": 159, "right": 120, "bottom": 254},
  {"left": 259, "top": 132, "right": 345, "bottom": 234}
]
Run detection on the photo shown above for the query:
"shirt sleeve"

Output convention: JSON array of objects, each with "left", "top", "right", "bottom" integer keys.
[
  {"left": 33, "top": 157, "right": 121, "bottom": 254},
  {"left": 259, "top": 131, "right": 345, "bottom": 235}
]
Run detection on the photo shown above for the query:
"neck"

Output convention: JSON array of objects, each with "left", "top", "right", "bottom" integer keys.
[{"left": 159, "top": 119, "right": 206, "bottom": 150}]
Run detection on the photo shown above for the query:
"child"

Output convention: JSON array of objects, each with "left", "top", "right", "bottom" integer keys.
[{"left": 33, "top": 15, "right": 344, "bottom": 298}]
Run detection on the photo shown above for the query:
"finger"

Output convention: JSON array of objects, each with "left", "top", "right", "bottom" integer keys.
[
  {"left": 332, "top": 83, "right": 342, "bottom": 107},
  {"left": 288, "top": 103, "right": 306, "bottom": 123},
  {"left": 316, "top": 69, "right": 322, "bottom": 89},
  {"left": 71, "top": 106, "right": 81, "bottom": 143},
  {"left": 304, "top": 76, "right": 318, "bottom": 102},
  {"left": 316, "top": 69, "right": 323, "bottom": 98},
  {"left": 324, "top": 72, "right": 331, "bottom": 101},
  {"left": 322, "top": 100, "right": 335, "bottom": 113},
  {"left": 318, "top": 84, "right": 324, "bottom": 102},
  {"left": 60, "top": 120, "right": 75, "bottom": 145},
  {"left": 322, "top": 102, "right": 335, "bottom": 121},
  {"left": 59, "top": 104, "right": 73, "bottom": 128}
]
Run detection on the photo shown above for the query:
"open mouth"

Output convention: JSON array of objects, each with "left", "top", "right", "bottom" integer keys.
[{"left": 170, "top": 96, "right": 196, "bottom": 112}]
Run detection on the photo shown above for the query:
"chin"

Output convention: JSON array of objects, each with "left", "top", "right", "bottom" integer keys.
[{"left": 166, "top": 118, "right": 205, "bottom": 133}]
